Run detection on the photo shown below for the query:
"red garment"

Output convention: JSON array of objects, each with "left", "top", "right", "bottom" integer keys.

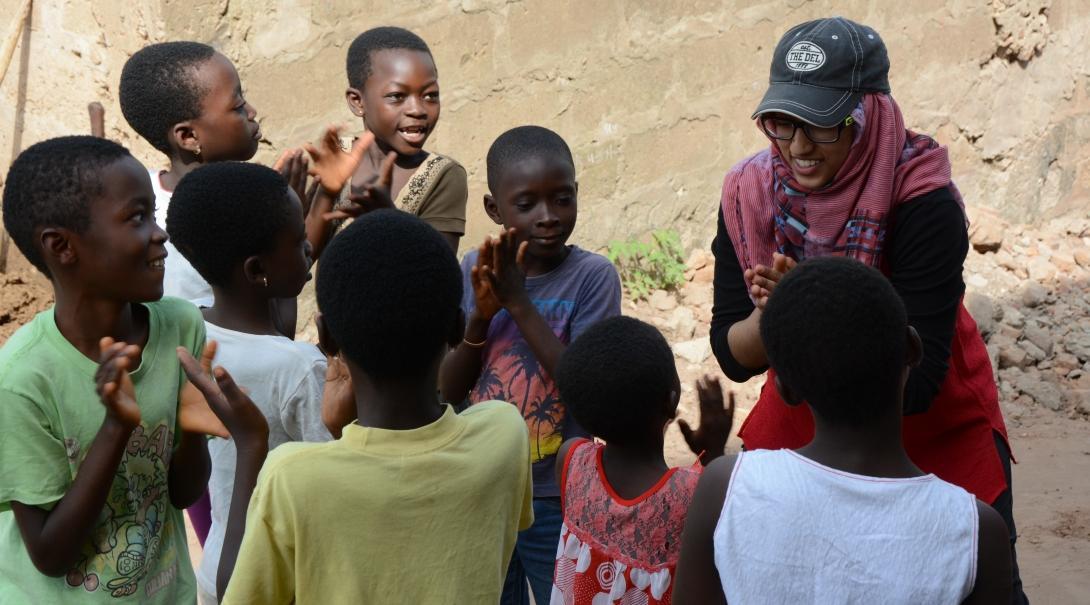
[
  {"left": 552, "top": 440, "right": 701, "bottom": 605},
  {"left": 737, "top": 303, "right": 1011, "bottom": 504}
]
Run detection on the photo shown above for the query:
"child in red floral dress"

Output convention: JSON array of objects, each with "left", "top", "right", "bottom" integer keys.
[{"left": 551, "top": 316, "right": 733, "bottom": 604}]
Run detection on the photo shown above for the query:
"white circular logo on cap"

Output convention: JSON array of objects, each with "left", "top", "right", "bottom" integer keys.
[{"left": 785, "top": 41, "right": 826, "bottom": 72}]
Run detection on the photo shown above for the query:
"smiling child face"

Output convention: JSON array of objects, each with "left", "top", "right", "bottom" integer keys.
[{"left": 352, "top": 49, "right": 440, "bottom": 157}]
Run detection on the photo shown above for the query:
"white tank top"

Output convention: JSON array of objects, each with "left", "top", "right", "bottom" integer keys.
[{"left": 713, "top": 449, "right": 978, "bottom": 604}]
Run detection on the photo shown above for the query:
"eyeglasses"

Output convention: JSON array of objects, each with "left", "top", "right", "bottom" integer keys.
[{"left": 761, "top": 115, "right": 854, "bottom": 144}]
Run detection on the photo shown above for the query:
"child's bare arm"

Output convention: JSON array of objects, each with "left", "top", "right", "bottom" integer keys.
[
  {"left": 438, "top": 238, "right": 502, "bottom": 404},
  {"left": 303, "top": 128, "right": 374, "bottom": 261},
  {"left": 962, "top": 501, "right": 1012, "bottom": 604},
  {"left": 673, "top": 455, "right": 736, "bottom": 605},
  {"left": 678, "top": 377, "right": 735, "bottom": 465},
  {"left": 485, "top": 228, "right": 565, "bottom": 377},
  {"left": 178, "top": 348, "right": 269, "bottom": 598},
  {"left": 10, "top": 338, "right": 142, "bottom": 576}
]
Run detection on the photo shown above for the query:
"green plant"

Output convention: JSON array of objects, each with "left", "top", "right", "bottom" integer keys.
[{"left": 606, "top": 229, "right": 686, "bottom": 300}]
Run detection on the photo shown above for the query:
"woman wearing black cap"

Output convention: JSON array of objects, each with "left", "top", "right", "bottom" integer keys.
[{"left": 705, "top": 17, "right": 1026, "bottom": 603}]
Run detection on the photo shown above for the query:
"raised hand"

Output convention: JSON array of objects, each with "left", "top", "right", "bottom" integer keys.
[
  {"left": 95, "top": 337, "right": 143, "bottom": 430},
  {"left": 323, "top": 150, "right": 396, "bottom": 221},
  {"left": 273, "top": 148, "right": 310, "bottom": 206},
  {"left": 482, "top": 228, "right": 530, "bottom": 310},
  {"left": 178, "top": 341, "right": 230, "bottom": 438},
  {"left": 678, "top": 376, "right": 735, "bottom": 464},
  {"left": 471, "top": 237, "right": 503, "bottom": 320},
  {"left": 177, "top": 345, "right": 269, "bottom": 448},
  {"left": 744, "top": 252, "right": 797, "bottom": 310},
  {"left": 304, "top": 127, "right": 373, "bottom": 196}
]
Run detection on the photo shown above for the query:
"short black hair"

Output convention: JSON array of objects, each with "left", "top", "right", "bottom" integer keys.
[
  {"left": 2, "top": 136, "right": 132, "bottom": 278},
  {"left": 556, "top": 316, "right": 678, "bottom": 445},
  {"left": 316, "top": 210, "right": 462, "bottom": 380},
  {"left": 120, "top": 41, "right": 216, "bottom": 154},
  {"left": 485, "top": 125, "right": 575, "bottom": 193},
  {"left": 760, "top": 256, "right": 908, "bottom": 425},
  {"left": 346, "top": 27, "right": 433, "bottom": 90},
  {"left": 167, "top": 162, "right": 294, "bottom": 289}
]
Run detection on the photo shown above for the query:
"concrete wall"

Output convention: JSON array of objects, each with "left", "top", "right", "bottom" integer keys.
[{"left": 2, "top": 0, "right": 1088, "bottom": 257}]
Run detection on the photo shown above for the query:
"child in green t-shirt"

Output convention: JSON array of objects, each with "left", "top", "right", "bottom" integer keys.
[{"left": 0, "top": 136, "right": 267, "bottom": 602}]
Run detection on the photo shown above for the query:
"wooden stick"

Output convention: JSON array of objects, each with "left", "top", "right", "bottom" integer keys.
[
  {"left": 0, "top": 1, "right": 31, "bottom": 273},
  {"left": 0, "top": 0, "right": 32, "bottom": 87},
  {"left": 88, "top": 102, "right": 105, "bottom": 137}
]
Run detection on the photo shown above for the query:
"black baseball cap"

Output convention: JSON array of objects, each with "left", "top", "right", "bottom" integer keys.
[{"left": 752, "top": 17, "right": 890, "bottom": 128}]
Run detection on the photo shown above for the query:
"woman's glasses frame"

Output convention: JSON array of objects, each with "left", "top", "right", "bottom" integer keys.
[{"left": 760, "top": 115, "right": 854, "bottom": 144}]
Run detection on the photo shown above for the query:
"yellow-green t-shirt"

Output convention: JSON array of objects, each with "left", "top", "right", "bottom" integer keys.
[
  {"left": 0, "top": 298, "right": 204, "bottom": 603},
  {"left": 222, "top": 401, "right": 533, "bottom": 604}
]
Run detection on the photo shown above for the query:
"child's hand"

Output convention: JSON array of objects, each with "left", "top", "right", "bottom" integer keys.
[
  {"left": 305, "top": 127, "right": 372, "bottom": 197},
  {"left": 323, "top": 150, "right": 397, "bottom": 221},
  {"left": 178, "top": 341, "right": 230, "bottom": 438},
  {"left": 273, "top": 148, "right": 310, "bottom": 207},
  {"left": 178, "top": 346, "right": 269, "bottom": 448},
  {"left": 482, "top": 228, "right": 530, "bottom": 311},
  {"left": 678, "top": 376, "right": 735, "bottom": 464},
  {"left": 471, "top": 237, "right": 503, "bottom": 321},
  {"left": 744, "top": 252, "right": 797, "bottom": 310},
  {"left": 321, "top": 354, "right": 357, "bottom": 438},
  {"left": 95, "top": 337, "right": 142, "bottom": 430}
]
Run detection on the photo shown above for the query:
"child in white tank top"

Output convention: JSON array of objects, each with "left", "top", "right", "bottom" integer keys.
[{"left": 673, "top": 256, "right": 1013, "bottom": 604}]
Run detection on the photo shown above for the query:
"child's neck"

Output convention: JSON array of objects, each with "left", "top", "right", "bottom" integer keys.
[
  {"left": 204, "top": 289, "right": 281, "bottom": 337},
  {"left": 797, "top": 405, "right": 922, "bottom": 478},
  {"left": 158, "top": 154, "right": 202, "bottom": 191},
  {"left": 369, "top": 137, "right": 427, "bottom": 169},
  {"left": 350, "top": 364, "right": 446, "bottom": 431},
  {"left": 522, "top": 246, "right": 571, "bottom": 277},
  {"left": 600, "top": 438, "right": 670, "bottom": 500},
  {"left": 53, "top": 288, "right": 149, "bottom": 361}
]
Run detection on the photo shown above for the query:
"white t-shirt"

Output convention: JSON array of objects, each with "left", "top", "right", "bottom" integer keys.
[
  {"left": 151, "top": 169, "right": 215, "bottom": 307},
  {"left": 713, "top": 449, "right": 978, "bottom": 605},
  {"left": 197, "top": 321, "right": 331, "bottom": 600}
]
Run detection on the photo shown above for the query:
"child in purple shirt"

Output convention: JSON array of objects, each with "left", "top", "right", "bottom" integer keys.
[{"left": 440, "top": 126, "right": 621, "bottom": 604}]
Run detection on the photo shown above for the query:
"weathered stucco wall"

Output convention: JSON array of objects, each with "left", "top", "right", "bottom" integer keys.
[{"left": 2, "top": 0, "right": 1088, "bottom": 257}]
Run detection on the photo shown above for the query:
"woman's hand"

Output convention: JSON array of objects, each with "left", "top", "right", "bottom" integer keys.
[{"left": 744, "top": 252, "right": 797, "bottom": 309}]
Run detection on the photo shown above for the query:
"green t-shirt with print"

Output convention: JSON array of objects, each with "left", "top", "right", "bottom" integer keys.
[{"left": 0, "top": 297, "right": 204, "bottom": 603}]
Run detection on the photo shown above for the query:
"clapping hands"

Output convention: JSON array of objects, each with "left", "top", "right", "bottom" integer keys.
[{"left": 744, "top": 252, "right": 797, "bottom": 310}]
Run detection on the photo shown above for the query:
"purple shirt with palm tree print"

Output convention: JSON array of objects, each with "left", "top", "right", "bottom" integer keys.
[{"left": 460, "top": 246, "right": 622, "bottom": 497}]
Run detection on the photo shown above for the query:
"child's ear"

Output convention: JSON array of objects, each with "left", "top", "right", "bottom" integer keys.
[
  {"left": 241, "top": 256, "right": 267, "bottom": 289},
  {"left": 448, "top": 309, "right": 466, "bottom": 349},
  {"left": 665, "top": 388, "right": 681, "bottom": 421},
  {"left": 315, "top": 313, "right": 340, "bottom": 357},
  {"left": 905, "top": 326, "right": 923, "bottom": 368},
  {"left": 170, "top": 121, "right": 201, "bottom": 158},
  {"left": 773, "top": 374, "right": 803, "bottom": 407},
  {"left": 483, "top": 194, "right": 503, "bottom": 226},
  {"left": 345, "top": 87, "right": 365, "bottom": 118},
  {"left": 40, "top": 228, "right": 76, "bottom": 268}
]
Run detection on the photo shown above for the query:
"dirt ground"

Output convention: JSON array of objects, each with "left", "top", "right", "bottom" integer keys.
[{"left": 2, "top": 248, "right": 1087, "bottom": 602}]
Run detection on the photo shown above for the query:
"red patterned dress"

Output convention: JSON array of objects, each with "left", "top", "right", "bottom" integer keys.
[{"left": 551, "top": 439, "right": 701, "bottom": 605}]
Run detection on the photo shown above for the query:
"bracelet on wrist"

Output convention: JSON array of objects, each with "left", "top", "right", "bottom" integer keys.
[{"left": 462, "top": 336, "right": 487, "bottom": 349}]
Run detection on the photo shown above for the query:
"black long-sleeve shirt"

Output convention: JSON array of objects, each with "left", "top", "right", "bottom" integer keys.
[{"left": 709, "top": 187, "right": 968, "bottom": 415}]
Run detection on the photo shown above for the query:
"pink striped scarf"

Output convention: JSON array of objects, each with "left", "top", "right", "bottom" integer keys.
[{"left": 721, "top": 93, "right": 963, "bottom": 294}]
